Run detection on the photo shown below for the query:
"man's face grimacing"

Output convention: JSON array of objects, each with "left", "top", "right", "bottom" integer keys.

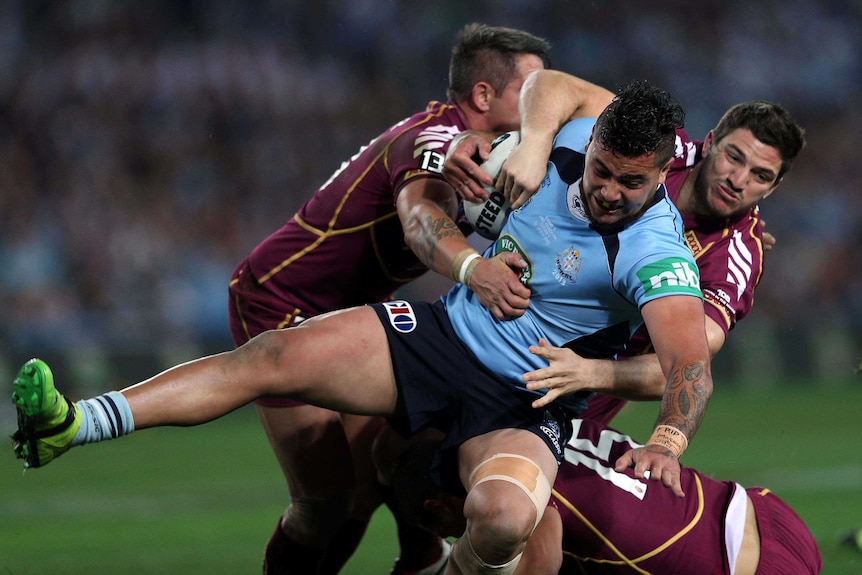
[
  {"left": 580, "top": 134, "right": 673, "bottom": 230},
  {"left": 692, "top": 127, "right": 783, "bottom": 218}
]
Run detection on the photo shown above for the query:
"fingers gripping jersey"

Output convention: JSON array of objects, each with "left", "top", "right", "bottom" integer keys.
[{"left": 444, "top": 119, "right": 702, "bottom": 411}]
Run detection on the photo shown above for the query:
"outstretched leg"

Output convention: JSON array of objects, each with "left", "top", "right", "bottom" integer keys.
[{"left": 11, "top": 306, "right": 399, "bottom": 467}]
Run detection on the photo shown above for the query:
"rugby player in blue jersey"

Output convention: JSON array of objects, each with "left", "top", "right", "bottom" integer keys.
[{"left": 13, "top": 80, "right": 711, "bottom": 575}]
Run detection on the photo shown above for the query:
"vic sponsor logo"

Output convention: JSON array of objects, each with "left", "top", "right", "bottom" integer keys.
[
  {"left": 494, "top": 234, "right": 532, "bottom": 285},
  {"left": 637, "top": 258, "right": 701, "bottom": 296},
  {"left": 383, "top": 300, "right": 417, "bottom": 333}
]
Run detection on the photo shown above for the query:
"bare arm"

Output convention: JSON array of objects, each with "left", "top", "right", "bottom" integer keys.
[
  {"left": 443, "top": 70, "right": 614, "bottom": 207},
  {"left": 396, "top": 177, "right": 531, "bottom": 319},
  {"left": 613, "top": 295, "right": 713, "bottom": 498},
  {"left": 523, "top": 316, "right": 726, "bottom": 406},
  {"left": 501, "top": 70, "right": 614, "bottom": 208}
]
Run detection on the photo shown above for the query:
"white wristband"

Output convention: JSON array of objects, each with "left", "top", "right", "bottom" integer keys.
[{"left": 457, "top": 253, "right": 482, "bottom": 285}]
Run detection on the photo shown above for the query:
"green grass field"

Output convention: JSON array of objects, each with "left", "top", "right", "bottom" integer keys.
[{"left": 2, "top": 381, "right": 861, "bottom": 574}]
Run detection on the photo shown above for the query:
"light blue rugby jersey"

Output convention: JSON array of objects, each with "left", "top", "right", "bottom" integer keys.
[{"left": 443, "top": 118, "right": 702, "bottom": 410}]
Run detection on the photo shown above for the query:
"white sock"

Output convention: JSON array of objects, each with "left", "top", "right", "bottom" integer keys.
[{"left": 71, "top": 391, "right": 135, "bottom": 446}]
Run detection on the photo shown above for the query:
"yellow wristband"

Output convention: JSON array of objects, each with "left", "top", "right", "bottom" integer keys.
[{"left": 646, "top": 425, "right": 689, "bottom": 458}]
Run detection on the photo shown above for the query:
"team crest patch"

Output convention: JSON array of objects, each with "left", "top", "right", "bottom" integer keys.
[
  {"left": 383, "top": 300, "right": 417, "bottom": 333},
  {"left": 553, "top": 246, "right": 581, "bottom": 285}
]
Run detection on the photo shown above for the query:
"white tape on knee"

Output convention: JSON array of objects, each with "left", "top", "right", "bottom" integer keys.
[
  {"left": 450, "top": 529, "right": 522, "bottom": 575},
  {"left": 469, "top": 453, "right": 551, "bottom": 529}
]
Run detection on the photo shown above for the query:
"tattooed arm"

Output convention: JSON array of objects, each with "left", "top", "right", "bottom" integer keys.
[
  {"left": 396, "top": 178, "right": 531, "bottom": 319},
  {"left": 524, "top": 316, "right": 726, "bottom": 406},
  {"left": 614, "top": 294, "right": 714, "bottom": 498}
]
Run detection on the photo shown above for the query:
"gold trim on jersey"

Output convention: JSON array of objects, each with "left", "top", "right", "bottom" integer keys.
[
  {"left": 256, "top": 103, "right": 454, "bottom": 286},
  {"left": 555, "top": 473, "right": 705, "bottom": 574}
]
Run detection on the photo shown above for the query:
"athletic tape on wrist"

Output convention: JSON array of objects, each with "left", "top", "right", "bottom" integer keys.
[
  {"left": 452, "top": 250, "right": 478, "bottom": 283},
  {"left": 646, "top": 425, "right": 689, "bottom": 458},
  {"left": 456, "top": 253, "right": 482, "bottom": 285}
]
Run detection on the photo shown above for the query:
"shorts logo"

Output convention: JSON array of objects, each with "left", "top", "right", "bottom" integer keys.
[{"left": 383, "top": 300, "right": 417, "bottom": 333}]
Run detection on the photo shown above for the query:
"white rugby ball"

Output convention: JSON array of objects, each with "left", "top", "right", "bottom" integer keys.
[{"left": 463, "top": 131, "right": 519, "bottom": 239}]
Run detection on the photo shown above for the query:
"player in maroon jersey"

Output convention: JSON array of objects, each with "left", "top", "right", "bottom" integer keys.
[
  {"left": 386, "top": 418, "right": 822, "bottom": 575},
  {"left": 228, "top": 28, "right": 612, "bottom": 575},
  {"left": 444, "top": 69, "right": 805, "bottom": 424}
]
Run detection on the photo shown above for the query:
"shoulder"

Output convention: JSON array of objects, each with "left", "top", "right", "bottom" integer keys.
[
  {"left": 386, "top": 102, "right": 467, "bottom": 179},
  {"left": 553, "top": 118, "right": 595, "bottom": 153}
]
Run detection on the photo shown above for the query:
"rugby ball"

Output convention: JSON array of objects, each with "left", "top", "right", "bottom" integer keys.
[{"left": 463, "top": 131, "right": 519, "bottom": 239}]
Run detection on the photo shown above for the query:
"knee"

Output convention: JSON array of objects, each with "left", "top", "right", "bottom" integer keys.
[
  {"left": 461, "top": 454, "right": 552, "bottom": 565},
  {"left": 282, "top": 491, "right": 355, "bottom": 545},
  {"left": 464, "top": 484, "right": 535, "bottom": 556}
]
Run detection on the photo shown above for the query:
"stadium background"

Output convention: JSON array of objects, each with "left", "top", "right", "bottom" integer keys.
[{"left": 0, "top": 1, "right": 860, "bottom": 573}]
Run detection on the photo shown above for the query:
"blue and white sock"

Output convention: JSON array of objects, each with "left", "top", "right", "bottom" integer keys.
[{"left": 71, "top": 391, "right": 136, "bottom": 446}]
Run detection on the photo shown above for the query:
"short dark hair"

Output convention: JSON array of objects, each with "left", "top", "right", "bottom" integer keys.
[
  {"left": 711, "top": 101, "right": 806, "bottom": 180},
  {"left": 595, "top": 80, "right": 685, "bottom": 166},
  {"left": 447, "top": 23, "right": 551, "bottom": 101}
]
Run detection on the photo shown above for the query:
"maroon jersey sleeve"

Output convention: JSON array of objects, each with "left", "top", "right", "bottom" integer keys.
[
  {"left": 241, "top": 101, "right": 469, "bottom": 321},
  {"left": 684, "top": 207, "right": 765, "bottom": 335},
  {"left": 552, "top": 419, "right": 735, "bottom": 574}
]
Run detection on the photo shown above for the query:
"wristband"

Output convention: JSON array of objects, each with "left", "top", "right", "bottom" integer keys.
[
  {"left": 454, "top": 252, "right": 482, "bottom": 285},
  {"left": 461, "top": 255, "right": 482, "bottom": 287},
  {"left": 646, "top": 425, "right": 689, "bottom": 458}
]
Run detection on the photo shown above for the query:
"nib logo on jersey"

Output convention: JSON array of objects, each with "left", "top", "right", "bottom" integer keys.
[
  {"left": 383, "top": 301, "right": 417, "bottom": 333},
  {"left": 637, "top": 258, "right": 701, "bottom": 297}
]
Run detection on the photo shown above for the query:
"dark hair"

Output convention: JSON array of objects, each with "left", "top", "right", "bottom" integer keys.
[
  {"left": 447, "top": 23, "right": 551, "bottom": 101},
  {"left": 595, "top": 80, "right": 685, "bottom": 166},
  {"left": 711, "top": 101, "right": 806, "bottom": 180}
]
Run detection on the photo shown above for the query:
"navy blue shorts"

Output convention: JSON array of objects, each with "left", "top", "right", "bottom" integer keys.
[{"left": 371, "top": 300, "right": 575, "bottom": 493}]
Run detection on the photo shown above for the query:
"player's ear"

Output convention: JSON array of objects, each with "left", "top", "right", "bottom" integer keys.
[
  {"left": 470, "top": 82, "right": 493, "bottom": 113},
  {"left": 702, "top": 130, "right": 716, "bottom": 155}
]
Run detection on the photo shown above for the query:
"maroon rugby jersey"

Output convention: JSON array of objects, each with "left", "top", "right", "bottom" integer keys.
[
  {"left": 582, "top": 130, "right": 766, "bottom": 423},
  {"left": 229, "top": 101, "right": 471, "bottom": 340},
  {"left": 554, "top": 418, "right": 744, "bottom": 574}
]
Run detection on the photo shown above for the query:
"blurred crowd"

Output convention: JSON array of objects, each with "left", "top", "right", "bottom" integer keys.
[{"left": 1, "top": 0, "right": 860, "bottom": 388}]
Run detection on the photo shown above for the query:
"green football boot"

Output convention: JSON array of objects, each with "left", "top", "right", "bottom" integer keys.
[
  {"left": 839, "top": 526, "right": 862, "bottom": 553},
  {"left": 10, "top": 358, "right": 80, "bottom": 468}
]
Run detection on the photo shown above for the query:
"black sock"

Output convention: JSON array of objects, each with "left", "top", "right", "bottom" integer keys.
[
  {"left": 318, "top": 518, "right": 370, "bottom": 575},
  {"left": 262, "top": 518, "right": 325, "bottom": 575}
]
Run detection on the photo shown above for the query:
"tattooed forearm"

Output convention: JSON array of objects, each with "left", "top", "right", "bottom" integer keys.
[
  {"left": 413, "top": 213, "right": 463, "bottom": 268},
  {"left": 657, "top": 361, "right": 712, "bottom": 441}
]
